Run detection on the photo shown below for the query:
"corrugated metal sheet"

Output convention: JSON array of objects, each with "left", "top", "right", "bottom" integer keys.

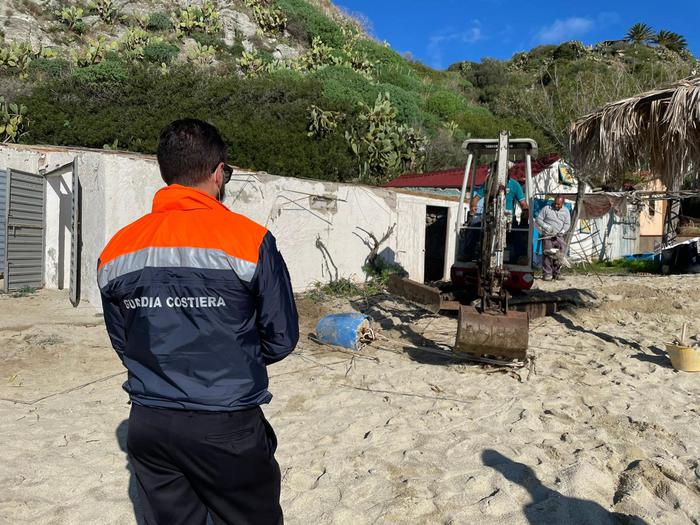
[
  {"left": 605, "top": 207, "right": 641, "bottom": 260},
  {"left": 0, "top": 169, "right": 6, "bottom": 274},
  {"left": 386, "top": 154, "right": 560, "bottom": 188},
  {"left": 4, "top": 169, "right": 45, "bottom": 291},
  {"left": 579, "top": 207, "right": 641, "bottom": 261}
]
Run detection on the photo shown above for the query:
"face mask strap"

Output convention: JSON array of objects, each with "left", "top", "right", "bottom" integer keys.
[
  {"left": 213, "top": 162, "right": 228, "bottom": 202},
  {"left": 217, "top": 177, "right": 226, "bottom": 202}
]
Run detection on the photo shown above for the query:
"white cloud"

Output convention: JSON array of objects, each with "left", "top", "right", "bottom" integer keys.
[
  {"left": 427, "top": 22, "right": 484, "bottom": 69},
  {"left": 534, "top": 17, "right": 594, "bottom": 44}
]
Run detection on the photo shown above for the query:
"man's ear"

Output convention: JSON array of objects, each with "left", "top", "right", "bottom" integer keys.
[{"left": 212, "top": 162, "right": 223, "bottom": 186}]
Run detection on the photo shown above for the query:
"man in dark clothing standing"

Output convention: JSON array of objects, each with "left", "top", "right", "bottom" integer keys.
[{"left": 98, "top": 119, "right": 299, "bottom": 525}]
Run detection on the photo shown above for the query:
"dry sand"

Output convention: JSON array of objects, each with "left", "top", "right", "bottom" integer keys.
[{"left": 1, "top": 274, "right": 699, "bottom": 524}]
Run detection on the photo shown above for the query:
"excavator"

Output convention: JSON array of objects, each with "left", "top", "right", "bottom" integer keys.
[{"left": 388, "top": 131, "right": 564, "bottom": 361}]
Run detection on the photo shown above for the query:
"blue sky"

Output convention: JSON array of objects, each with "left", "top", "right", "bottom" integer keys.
[{"left": 338, "top": 0, "right": 700, "bottom": 69}]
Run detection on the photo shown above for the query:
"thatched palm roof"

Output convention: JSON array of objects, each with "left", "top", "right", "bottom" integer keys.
[{"left": 570, "top": 76, "right": 700, "bottom": 190}]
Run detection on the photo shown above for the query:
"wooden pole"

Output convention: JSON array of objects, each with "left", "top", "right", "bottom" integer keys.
[
  {"left": 681, "top": 323, "right": 688, "bottom": 346},
  {"left": 662, "top": 177, "right": 682, "bottom": 247},
  {"left": 564, "top": 174, "right": 587, "bottom": 252}
]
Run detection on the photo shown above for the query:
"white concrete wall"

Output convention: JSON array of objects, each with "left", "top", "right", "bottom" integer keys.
[
  {"left": 223, "top": 175, "right": 458, "bottom": 286},
  {"left": 44, "top": 166, "right": 74, "bottom": 290},
  {"left": 0, "top": 145, "right": 458, "bottom": 307},
  {"left": 638, "top": 178, "right": 666, "bottom": 237}
]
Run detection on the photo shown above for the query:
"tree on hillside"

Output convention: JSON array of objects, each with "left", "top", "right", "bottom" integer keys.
[
  {"left": 494, "top": 58, "right": 694, "bottom": 164},
  {"left": 653, "top": 30, "right": 688, "bottom": 53},
  {"left": 625, "top": 23, "right": 655, "bottom": 45}
]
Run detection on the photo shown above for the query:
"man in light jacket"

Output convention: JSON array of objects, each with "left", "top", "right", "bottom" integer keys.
[{"left": 536, "top": 195, "right": 571, "bottom": 281}]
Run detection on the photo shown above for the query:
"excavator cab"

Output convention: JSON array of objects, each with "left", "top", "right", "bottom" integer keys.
[{"left": 451, "top": 135, "right": 537, "bottom": 294}]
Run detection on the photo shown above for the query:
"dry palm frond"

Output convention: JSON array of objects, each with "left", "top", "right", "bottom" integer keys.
[{"left": 570, "top": 76, "right": 700, "bottom": 190}]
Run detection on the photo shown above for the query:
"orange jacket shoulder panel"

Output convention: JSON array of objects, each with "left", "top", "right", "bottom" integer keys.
[{"left": 99, "top": 203, "right": 267, "bottom": 269}]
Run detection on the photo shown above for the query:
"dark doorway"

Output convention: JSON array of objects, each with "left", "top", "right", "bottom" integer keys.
[{"left": 424, "top": 206, "right": 448, "bottom": 283}]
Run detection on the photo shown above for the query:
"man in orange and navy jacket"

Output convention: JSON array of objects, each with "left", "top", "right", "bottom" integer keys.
[{"left": 98, "top": 119, "right": 298, "bottom": 525}]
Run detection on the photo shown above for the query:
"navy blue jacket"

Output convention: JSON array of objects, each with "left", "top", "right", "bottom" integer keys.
[{"left": 97, "top": 185, "right": 299, "bottom": 411}]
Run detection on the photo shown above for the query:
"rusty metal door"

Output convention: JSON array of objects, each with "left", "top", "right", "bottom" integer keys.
[{"left": 3, "top": 169, "right": 45, "bottom": 292}]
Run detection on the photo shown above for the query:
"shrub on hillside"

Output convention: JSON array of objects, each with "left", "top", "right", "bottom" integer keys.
[
  {"left": 23, "top": 65, "right": 199, "bottom": 149},
  {"left": 311, "top": 65, "right": 377, "bottom": 108},
  {"left": 273, "top": 0, "right": 345, "bottom": 47},
  {"left": 374, "top": 83, "right": 421, "bottom": 126},
  {"left": 423, "top": 89, "right": 474, "bottom": 121},
  {"left": 345, "top": 92, "right": 427, "bottom": 183},
  {"left": 553, "top": 41, "right": 587, "bottom": 61},
  {"left": 146, "top": 11, "right": 172, "bottom": 31},
  {"left": 526, "top": 45, "right": 558, "bottom": 61},
  {"left": 353, "top": 40, "right": 404, "bottom": 69},
  {"left": 409, "top": 58, "right": 442, "bottom": 78},
  {"left": 190, "top": 32, "right": 226, "bottom": 50},
  {"left": 21, "top": 65, "right": 358, "bottom": 181},
  {"left": 211, "top": 70, "right": 357, "bottom": 180},
  {"left": 372, "top": 63, "right": 423, "bottom": 92},
  {"left": 71, "top": 60, "right": 129, "bottom": 83},
  {"left": 29, "top": 58, "right": 70, "bottom": 79},
  {"left": 143, "top": 41, "right": 179, "bottom": 64},
  {"left": 310, "top": 66, "right": 421, "bottom": 126},
  {"left": 285, "top": 15, "right": 308, "bottom": 44}
]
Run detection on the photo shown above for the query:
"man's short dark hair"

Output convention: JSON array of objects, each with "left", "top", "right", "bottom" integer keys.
[{"left": 157, "top": 119, "right": 226, "bottom": 186}]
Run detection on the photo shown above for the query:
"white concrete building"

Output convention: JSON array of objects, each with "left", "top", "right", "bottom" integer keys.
[{"left": 0, "top": 144, "right": 460, "bottom": 308}]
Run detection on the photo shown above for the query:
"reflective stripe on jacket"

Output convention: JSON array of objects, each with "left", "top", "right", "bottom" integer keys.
[{"left": 98, "top": 185, "right": 299, "bottom": 411}]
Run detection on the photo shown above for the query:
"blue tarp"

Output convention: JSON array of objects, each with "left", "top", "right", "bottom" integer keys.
[{"left": 623, "top": 253, "right": 659, "bottom": 262}]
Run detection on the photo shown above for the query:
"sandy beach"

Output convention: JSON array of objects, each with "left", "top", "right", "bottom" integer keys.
[{"left": 1, "top": 274, "right": 699, "bottom": 524}]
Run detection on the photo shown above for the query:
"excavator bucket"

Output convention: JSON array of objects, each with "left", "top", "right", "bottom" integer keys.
[{"left": 455, "top": 306, "right": 529, "bottom": 360}]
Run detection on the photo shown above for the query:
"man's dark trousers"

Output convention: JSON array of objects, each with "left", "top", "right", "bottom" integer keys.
[
  {"left": 542, "top": 234, "right": 565, "bottom": 278},
  {"left": 127, "top": 403, "right": 282, "bottom": 525}
]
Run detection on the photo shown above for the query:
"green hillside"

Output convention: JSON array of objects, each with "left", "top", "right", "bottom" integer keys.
[
  {"left": 449, "top": 33, "right": 696, "bottom": 164},
  {"left": 0, "top": 3, "right": 696, "bottom": 185},
  {"left": 0, "top": 0, "right": 548, "bottom": 182}
]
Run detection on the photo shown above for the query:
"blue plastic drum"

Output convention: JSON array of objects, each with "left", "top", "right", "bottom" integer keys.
[{"left": 315, "top": 313, "right": 372, "bottom": 351}]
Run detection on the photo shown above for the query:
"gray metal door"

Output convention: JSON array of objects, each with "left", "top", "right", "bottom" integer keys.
[
  {"left": 69, "top": 161, "right": 81, "bottom": 306},
  {"left": 3, "top": 169, "right": 45, "bottom": 292},
  {"left": 0, "top": 169, "right": 6, "bottom": 275}
]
